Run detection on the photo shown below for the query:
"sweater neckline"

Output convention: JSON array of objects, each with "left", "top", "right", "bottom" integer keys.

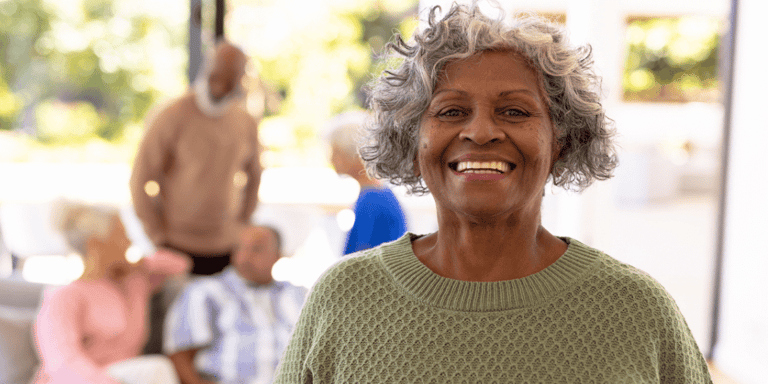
[{"left": 379, "top": 233, "right": 600, "bottom": 312}]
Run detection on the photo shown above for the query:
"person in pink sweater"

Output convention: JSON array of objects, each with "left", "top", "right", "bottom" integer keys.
[{"left": 32, "top": 201, "right": 191, "bottom": 384}]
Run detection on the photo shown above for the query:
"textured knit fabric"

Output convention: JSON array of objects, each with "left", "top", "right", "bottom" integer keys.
[
  {"left": 129, "top": 91, "right": 261, "bottom": 254},
  {"left": 275, "top": 233, "right": 713, "bottom": 384},
  {"left": 164, "top": 267, "right": 307, "bottom": 384},
  {"left": 33, "top": 250, "right": 191, "bottom": 384},
  {"left": 343, "top": 186, "right": 407, "bottom": 255}
]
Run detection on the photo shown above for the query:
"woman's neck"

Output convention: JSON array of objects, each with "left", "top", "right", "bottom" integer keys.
[
  {"left": 79, "top": 259, "right": 131, "bottom": 283},
  {"left": 413, "top": 208, "right": 567, "bottom": 282},
  {"left": 79, "top": 261, "right": 105, "bottom": 281},
  {"left": 354, "top": 172, "right": 380, "bottom": 189}
]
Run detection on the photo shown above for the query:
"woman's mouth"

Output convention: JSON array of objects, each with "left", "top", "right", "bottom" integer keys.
[{"left": 449, "top": 161, "right": 516, "bottom": 174}]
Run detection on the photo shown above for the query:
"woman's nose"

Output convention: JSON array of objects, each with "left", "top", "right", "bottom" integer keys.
[{"left": 458, "top": 113, "right": 505, "bottom": 145}]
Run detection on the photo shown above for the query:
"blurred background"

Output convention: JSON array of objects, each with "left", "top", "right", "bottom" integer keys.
[{"left": 0, "top": 0, "right": 765, "bottom": 382}]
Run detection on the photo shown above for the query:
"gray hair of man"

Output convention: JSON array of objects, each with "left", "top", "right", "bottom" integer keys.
[
  {"left": 51, "top": 199, "right": 119, "bottom": 257},
  {"left": 323, "top": 110, "right": 372, "bottom": 158},
  {"left": 361, "top": 1, "right": 618, "bottom": 194}
]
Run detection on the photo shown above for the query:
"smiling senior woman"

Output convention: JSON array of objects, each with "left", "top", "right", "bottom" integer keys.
[{"left": 275, "top": 3, "right": 712, "bottom": 383}]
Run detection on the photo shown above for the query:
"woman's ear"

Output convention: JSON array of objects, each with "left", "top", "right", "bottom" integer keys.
[
  {"left": 550, "top": 136, "right": 564, "bottom": 175},
  {"left": 413, "top": 154, "right": 421, "bottom": 177}
]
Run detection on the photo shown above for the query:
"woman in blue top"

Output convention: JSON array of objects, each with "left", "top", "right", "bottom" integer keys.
[{"left": 326, "top": 111, "right": 408, "bottom": 255}]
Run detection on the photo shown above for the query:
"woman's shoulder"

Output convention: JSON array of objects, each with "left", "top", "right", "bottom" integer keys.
[
  {"left": 357, "top": 186, "right": 402, "bottom": 206},
  {"left": 315, "top": 248, "right": 385, "bottom": 286},
  {"left": 50, "top": 279, "right": 101, "bottom": 295},
  {"left": 38, "top": 279, "right": 99, "bottom": 311},
  {"left": 566, "top": 238, "right": 660, "bottom": 282},
  {"left": 593, "top": 250, "right": 668, "bottom": 292},
  {"left": 570, "top": 239, "right": 685, "bottom": 318},
  {"left": 310, "top": 235, "right": 411, "bottom": 294}
]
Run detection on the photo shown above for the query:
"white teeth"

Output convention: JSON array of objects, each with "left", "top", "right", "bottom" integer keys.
[
  {"left": 463, "top": 169, "right": 499, "bottom": 174},
  {"left": 456, "top": 161, "right": 511, "bottom": 173}
]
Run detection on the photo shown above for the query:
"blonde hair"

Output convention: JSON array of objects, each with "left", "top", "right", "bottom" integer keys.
[{"left": 51, "top": 200, "right": 118, "bottom": 257}]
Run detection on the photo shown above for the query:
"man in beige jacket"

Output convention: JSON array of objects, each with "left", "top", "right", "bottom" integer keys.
[{"left": 130, "top": 41, "right": 261, "bottom": 276}]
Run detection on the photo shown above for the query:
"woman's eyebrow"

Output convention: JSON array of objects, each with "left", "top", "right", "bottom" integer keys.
[
  {"left": 432, "top": 88, "right": 468, "bottom": 97},
  {"left": 498, "top": 89, "right": 546, "bottom": 107},
  {"left": 498, "top": 89, "right": 537, "bottom": 98},
  {"left": 432, "top": 89, "right": 537, "bottom": 98}
]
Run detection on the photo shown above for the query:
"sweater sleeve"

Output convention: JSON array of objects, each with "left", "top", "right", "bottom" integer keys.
[
  {"left": 129, "top": 104, "right": 176, "bottom": 246},
  {"left": 34, "top": 287, "right": 123, "bottom": 384},
  {"left": 273, "top": 292, "right": 316, "bottom": 384},
  {"left": 656, "top": 292, "right": 714, "bottom": 383},
  {"left": 239, "top": 116, "right": 262, "bottom": 223},
  {"left": 141, "top": 248, "right": 192, "bottom": 292},
  {"left": 273, "top": 260, "right": 346, "bottom": 384}
]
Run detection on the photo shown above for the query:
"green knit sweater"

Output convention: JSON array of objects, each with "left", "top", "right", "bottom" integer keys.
[{"left": 275, "top": 233, "right": 712, "bottom": 383}]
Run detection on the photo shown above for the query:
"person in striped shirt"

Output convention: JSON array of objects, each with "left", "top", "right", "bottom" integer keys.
[{"left": 163, "top": 225, "right": 306, "bottom": 384}]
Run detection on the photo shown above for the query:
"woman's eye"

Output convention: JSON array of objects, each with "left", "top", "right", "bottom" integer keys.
[
  {"left": 439, "top": 108, "right": 465, "bottom": 118},
  {"left": 502, "top": 108, "right": 529, "bottom": 117}
]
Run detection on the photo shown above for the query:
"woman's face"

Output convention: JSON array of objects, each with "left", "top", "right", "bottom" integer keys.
[
  {"left": 415, "top": 50, "right": 558, "bottom": 219},
  {"left": 330, "top": 145, "right": 357, "bottom": 177},
  {"left": 89, "top": 216, "right": 132, "bottom": 279}
]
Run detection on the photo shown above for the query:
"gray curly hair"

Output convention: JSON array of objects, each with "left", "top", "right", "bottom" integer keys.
[{"left": 360, "top": 1, "right": 617, "bottom": 194}]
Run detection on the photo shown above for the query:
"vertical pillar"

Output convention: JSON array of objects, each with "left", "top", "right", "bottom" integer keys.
[
  {"left": 188, "top": 0, "right": 203, "bottom": 84},
  {"left": 709, "top": 0, "right": 739, "bottom": 362},
  {"left": 713, "top": 0, "right": 768, "bottom": 381},
  {"left": 215, "top": 0, "right": 225, "bottom": 40}
]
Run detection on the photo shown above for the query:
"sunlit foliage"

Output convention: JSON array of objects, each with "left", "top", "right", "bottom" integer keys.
[
  {"left": 228, "top": 0, "right": 418, "bottom": 167},
  {"left": 0, "top": 0, "right": 418, "bottom": 165},
  {"left": 2, "top": 1, "right": 721, "bottom": 164},
  {"left": 623, "top": 16, "right": 720, "bottom": 103},
  {"left": 0, "top": 0, "right": 187, "bottom": 155}
]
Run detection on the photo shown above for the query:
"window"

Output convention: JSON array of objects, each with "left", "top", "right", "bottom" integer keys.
[{"left": 623, "top": 16, "right": 721, "bottom": 103}]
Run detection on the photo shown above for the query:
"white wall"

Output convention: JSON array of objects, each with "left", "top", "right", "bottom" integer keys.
[{"left": 713, "top": 0, "right": 768, "bottom": 381}]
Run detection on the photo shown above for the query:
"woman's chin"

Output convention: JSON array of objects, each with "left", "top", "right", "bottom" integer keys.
[{"left": 448, "top": 204, "right": 517, "bottom": 222}]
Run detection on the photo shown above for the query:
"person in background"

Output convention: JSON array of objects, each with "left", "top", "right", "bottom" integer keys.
[
  {"left": 164, "top": 225, "right": 306, "bottom": 384},
  {"left": 130, "top": 40, "right": 262, "bottom": 354},
  {"left": 274, "top": 2, "right": 712, "bottom": 382},
  {"left": 33, "top": 200, "right": 190, "bottom": 384},
  {"left": 326, "top": 111, "right": 407, "bottom": 255},
  {"left": 129, "top": 40, "right": 261, "bottom": 276}
]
